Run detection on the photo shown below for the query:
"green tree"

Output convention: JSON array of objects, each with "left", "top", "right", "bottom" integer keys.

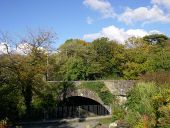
[
  {"left": 91, "top": 38, "right": 113, "bottom": 76},
  {"left": 54, "top": 39, "right": 89, "bottom": 80},
  {"left": 123, "top": 37, "right": 150, "bottom": 79},
  {"left": 0, "top": 30, "right": 55, "bottom": 117},
  {"left": 146, "top": 47, "right": 170, "bottom": 72},
  {"left": 61, "top": 57, "right": 87, "bottom": 80},
  {"left": 143, "top": 34, "right": 168, "bottom": 47},
  {"left": 91, "top": 37, "right": 126, "bottom": 79}
]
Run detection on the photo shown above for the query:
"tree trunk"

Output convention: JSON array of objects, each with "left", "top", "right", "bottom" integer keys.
[{"left": 23, "top": 84, "right": 33, "bottom": 119}]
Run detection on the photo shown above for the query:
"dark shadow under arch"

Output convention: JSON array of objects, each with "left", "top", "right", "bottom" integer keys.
[{"left": 56, "top": 96, "right": 109, "bottom": 118}]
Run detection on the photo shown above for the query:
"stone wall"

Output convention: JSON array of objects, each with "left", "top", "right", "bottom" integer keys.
[
  {"left": 73, "top": 80, "right": 137, "bottom": 96},
  {"left": 103, "top": 80, "right": 137, "bottom": 96},
  {"left": 49, "top": 80, "right": 137, "bottom": 96}
]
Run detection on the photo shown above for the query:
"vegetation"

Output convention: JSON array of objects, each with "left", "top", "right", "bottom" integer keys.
[
  {"left": 0, "top": 30, "right": 170, "bottom": 128},
  {"left": 125, "top": 83, "right": 157, "bottom": 128},
  {"left": 80, "top": 81, "right": 114, "bottom": 105},
  {"left": 0, "top": 30, "right": 56, "bottom": 121},
  {"left": 52, "top": 34, "right": 170, "bottom": 80},
  {"left": 94, "top": 117, "right": 113, "bottom": 128},
  {"left": 111, "top": 82, "right": 170, "bottom": 128}
]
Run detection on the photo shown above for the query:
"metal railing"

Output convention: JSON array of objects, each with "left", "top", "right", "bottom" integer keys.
[{"left": 29, "top": 105, "right": 110, "bottom": 120}]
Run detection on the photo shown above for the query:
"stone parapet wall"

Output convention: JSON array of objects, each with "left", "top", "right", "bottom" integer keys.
[
  {"left": 103, "top": 80, "right": 137, "bottom": 96},
  {"left": 73, "top": 80, "right": 137, "bottom": 96},
  {"left": 48, "top": 80, "right": 137, "bottom": 96}
]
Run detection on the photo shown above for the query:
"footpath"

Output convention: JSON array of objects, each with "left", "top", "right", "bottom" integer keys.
[{"left": 20, "top": 115, "right": 112, "bottom": 125}]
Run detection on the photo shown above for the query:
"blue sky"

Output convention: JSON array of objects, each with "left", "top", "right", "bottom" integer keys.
[{"left": 0, "top": 0, "right": 170, "bottom": 48}]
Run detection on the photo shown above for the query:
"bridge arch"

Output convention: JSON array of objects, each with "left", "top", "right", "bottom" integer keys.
[
  {"left": 63, "top": 89, "right": 104, "bottom": 104},
  {"left": 57, "top": 89, "right": 111, "bottom": 118}
]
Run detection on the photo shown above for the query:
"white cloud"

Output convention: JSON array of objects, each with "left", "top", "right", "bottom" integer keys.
[
  {"left": 152, "top": 0, "right": 170, "bottom": 11},
  {"left": 0, "top": 42, "right": 48, "bottom": 55},
  {"left": 0, "top": 43, "right": 8, "bottom": 54},
  {"left": 118, "top": 5, "right": 170, "bottom": 24},
  {"left": 0, "top": 42, "right": 32, "bottom": 55},
  {"left": 83, "top": 0, "right": 115, "bottom": 18},
  {"left": 126, "top": 29, "right": 148, "bottom": 37},
  {"left": 83, "top": 25, "right": 162, "bottom": 43},
  {"left": 83, "top": 0, "right": 170, "bottom": 25},
  {"left": 149, "top": 30, "right": 163, "bottom": 34},
  {"left": 15, "top": 43, "right": 47, "bottom": 55},
  {"left": 15, "top": 43, "right": 32, "bottom": 55},
  {"left": 86, "top": 16, "right": 94, "bottom": 24},
  {"left": 0, "top": 43, "right": 31, "bottom": 55},
  {"left": 99, "top": 25, "right": 128, "bottom": 43}
]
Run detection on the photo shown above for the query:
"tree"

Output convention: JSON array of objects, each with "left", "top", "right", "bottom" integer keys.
[
  {"left": 143, "top": 34, "right": 168, "bottom": 47},
  {"left": 91, "top": 38, "right": 112, "bottom": 75},
  {"left": 122, "top": 37, "right": 150, "bottom": 79},
  {"left": 0, "top": 30, "right": 55, "bottom": 117},
  {"left": 91, "top": 37, "right": 125, "bottom": 79},
  {"left": 54, "top": 39, "right": 90, "bottom": 80},
  {"left": 147, "top": 49, "right": 170, "bottom": 72},
  {"left": 122, "top": 35, "right": 170, "bottom": 79},
  {"left": 0, "top": 56, "right": 22, "bottom": 120},
  {"left": 54, "top": 37, "right": 128, "bottom": 80},
  {"left": 61, "top": 57, "right": 87, "bottom": 80},
  {"left": 144, "top": 39, "right": 170, "bottom": 72}
]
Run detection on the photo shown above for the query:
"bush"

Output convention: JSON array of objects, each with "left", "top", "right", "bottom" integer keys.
[
  {"left": 158, "top": 104, "right": 170, "bottom": 128},
  {"left": 0, "top": 118, "right": 9, "bottom": 128},
  {"left": 125, "top": 82, "right": 158, "bottom": 127},
  {"left": 112, "top": 104, "right": 126, "bottom": 122},
  {"left": 0, "top": 86, "right": 22, "bottom": 121},
  {"left": 140, "top": 71, "right": 170, "bottom": 84},
  {"left": 153, "top": 87, "right": 170, "bottom": 128},
  {"left": 124, "top": 110, "right": 141, "bottom": 127},
  {"left": 80, "top": 81, "right": 115, "bottom": 105}
]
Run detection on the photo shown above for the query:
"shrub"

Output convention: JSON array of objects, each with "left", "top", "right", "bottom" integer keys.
[
  {"left": 158, "top": 104, "right": 170, "bottom": 128},
  {"left": 80, "top": 81, "right": 115, "bottom": 105},
  {"left": 125, "top": 82, "right": 158, "bottom": 127},
  {"left": 112, "top": 104, "right": 126, "bottom": 122},
  {"left": 140, "top": 71, "right": 170, "bottom": 84},
  {"left": 0, "top": 118, "right": 9, "bottom": 128},
  {"left": 124, "top": 110, "right": 141, "bottom": 127},
  {"left": 153, "top": 87, "right": 170, "bottom": 128}
]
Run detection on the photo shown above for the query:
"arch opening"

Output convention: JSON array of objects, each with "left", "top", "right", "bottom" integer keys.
[{"left": 56, "top": 96, "right": 110, "bottom": 118}]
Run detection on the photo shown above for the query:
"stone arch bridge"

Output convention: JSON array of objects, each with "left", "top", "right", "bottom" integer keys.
[{"left": 48, "top": 80, "right": 136, "bottom": 117}]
